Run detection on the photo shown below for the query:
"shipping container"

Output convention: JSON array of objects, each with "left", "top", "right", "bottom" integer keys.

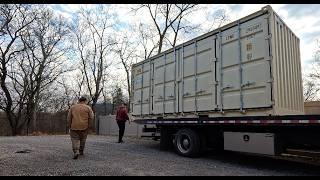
[
  {"left": 131, "top": 6, "right": 320, "bottom": 162},
  {"left": 131, "top": 5, "right": 304, "bottom": 118}
]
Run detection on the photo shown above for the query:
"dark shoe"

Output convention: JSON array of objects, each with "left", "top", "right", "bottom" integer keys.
[
  {"left": 73, "top": 153, "right": 79, "bottom": 159},
  {"left": 118, "top": 140, "right": 124, "bottom": 143}
]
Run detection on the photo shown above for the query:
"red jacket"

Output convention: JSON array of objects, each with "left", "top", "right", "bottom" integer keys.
[{"left": 116, "top": 106, "right": 129, "bottom": 122}]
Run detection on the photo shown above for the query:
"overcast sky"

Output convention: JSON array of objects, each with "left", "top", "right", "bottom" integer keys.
[{"left": 50, "top": 4, "right": 320, "bottom": 75}]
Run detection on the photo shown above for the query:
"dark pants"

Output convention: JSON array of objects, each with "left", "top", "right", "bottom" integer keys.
[
  {"left": 70, "top": 129, "right": 88, "bottom": 154},
  {"left": 117, "top": 121, "right": 126, "bottom": 142}
]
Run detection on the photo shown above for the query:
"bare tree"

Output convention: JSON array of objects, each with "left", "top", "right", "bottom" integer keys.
[
  {"left": 131, "top": 4, "right": 230, "bottom": 57},
  {"left": 71, "top": 5, "right": 117, "bottom": 114},
  {"left": 0, "top": 4, "right": 36, "bottom": 135},
  {"left": 166, "top": 5, "right": 203, "bottom": 48},
  {"left": 310, "top": 40, "right": 320, "bottom": 79},
  {"left": 303, "top": 39, "right": 320, "bottom": 101},
  {"left": 1, "top": 5, "right": 68, "bottom": 135},
  {"left": 205, "top": 8, "right": 230, "bottom": 32},
  {"left": 114, "top": 32, "right": 138, "bottom": 110},
  {"left": 75, "top": 69, "right": 86, "bottom": 98},
  {"left": 17, "top": 7, "right": 71, "bottom": 134},
  {"left": 136, "top": 22, "right": 158, "bottom": 60},
  {"left": 133, "top": 4, "right": 198, "bottom": 54},
  {"left": 111, "top": 84, "right": 125, "bottom": 113},
  {"left": 305, "top": 40, "right": 320, "bottom": 101},
  {"left": 303, "top": 77, "right": 320, "bottom": 101},
  {"left": 37, "top": 79, "right": 76, "bottom": 113}
]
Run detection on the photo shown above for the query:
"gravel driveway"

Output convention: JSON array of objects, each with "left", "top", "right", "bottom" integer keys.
[{"left": 0, "top": 135, "right": 319, "bottom": 176}]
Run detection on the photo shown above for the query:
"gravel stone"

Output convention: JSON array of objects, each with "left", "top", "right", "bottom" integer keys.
[{"left": 0, "top": 135, "right": 319, "bottom": 176}]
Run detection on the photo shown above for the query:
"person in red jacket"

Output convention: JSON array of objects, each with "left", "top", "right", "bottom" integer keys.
[{"left": 115, "top": 102, "right": 129, "bottom": 143}]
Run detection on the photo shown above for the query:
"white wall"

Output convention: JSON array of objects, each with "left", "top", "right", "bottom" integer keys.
[{"left": 98, "top": 115, "right": 144, "bottom": 138}]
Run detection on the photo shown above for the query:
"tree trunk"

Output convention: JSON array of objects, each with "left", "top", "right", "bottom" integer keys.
[
  {"left": 91, "top": 102, "right": 97, "bottom": 134},
  {"left": 158, "top": 35, "right": 164, "bottom": 54},
  {"left": 7, "top": 112, "right": 17, "bottom": 136},
  {"left": 25, "top": 101, "right": 33, "bottom": 135},
  {"left": 126, "top": 69, "right": 131, "bottom": 112},
  {"left": 1, "top": 74, "right": 17, "bottom": 136}
]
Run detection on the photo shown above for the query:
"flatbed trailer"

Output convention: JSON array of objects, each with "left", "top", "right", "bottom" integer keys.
[{"left": 135, "top": 115, "right": 320, "bottom": 165}]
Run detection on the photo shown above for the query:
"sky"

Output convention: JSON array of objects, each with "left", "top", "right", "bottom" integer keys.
[{"left": 50, "top": 4, "right": 320, "bottom": 76}]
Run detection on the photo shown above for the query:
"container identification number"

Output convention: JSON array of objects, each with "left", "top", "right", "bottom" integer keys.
[
  {"left": 246, "top": 23, "right": 262, "bottom": 33},
  {"left": 225, "top": 34, "right": 234, "bottom": 41}
]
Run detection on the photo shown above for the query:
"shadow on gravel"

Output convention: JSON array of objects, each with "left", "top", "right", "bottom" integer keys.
[
  {"left": 15, "top": 149, "right": 32, "bottom": 154},
  {"left": 142, "top": 141, "right": 320, "bottom": 175},
  {"left": 204, "top": 150, "right": 320, "bottom": 175}
]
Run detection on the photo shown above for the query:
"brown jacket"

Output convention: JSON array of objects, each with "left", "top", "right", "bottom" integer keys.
[{"left": 67, "top": 103, "right": 94, "bottom": 130}]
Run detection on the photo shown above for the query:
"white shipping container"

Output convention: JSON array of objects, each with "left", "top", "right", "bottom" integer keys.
[{"left": 131, "top": 6, "right": 304, "bottom": 118}]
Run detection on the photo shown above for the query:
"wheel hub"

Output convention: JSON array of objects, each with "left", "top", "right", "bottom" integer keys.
[
  {"left": 177, "top": 135, "right": 191, "bottom": 153},
  {"left": 182, "top": 138, "right": 190, "bottom": 148}
]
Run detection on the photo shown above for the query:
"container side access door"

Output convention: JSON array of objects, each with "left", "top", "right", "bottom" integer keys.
[
  {"left": 141, "top": 62, "right": 152, "bottom": 114},
  {"left": 132, "top": 65, "right": 143, "bottom": 115},
  {"left": 196, "top": 36, "right": 218, "bottom": 111},
  {"left": 132, "top": 62, "right": 151, "bottom": 115},
  {"left": 219, "top": 14, "right": 272, "bottom": 110},
  {"left": 164, "top": 51, "right": 176, "bottom": 113},
  {"left": 179, "top": 35, "right": 217, "bottom": 113},
  {"left": 153, "top": 55, "right": 165, "bottom": 114},
  {"left": 153, "top": 51, "right": 178, "bottom": 114}
]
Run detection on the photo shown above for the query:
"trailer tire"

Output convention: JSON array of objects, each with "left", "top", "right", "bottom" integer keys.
[{"left": 174, "top": 129, "right": 201, "bottom": 157}]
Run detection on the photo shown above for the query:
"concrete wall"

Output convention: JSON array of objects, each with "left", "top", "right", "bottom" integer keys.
[
  {"left": 98, "top": 115, "right": 143, "bottom": 138},
  {"left": 304, "top": 101, "right": 320, "bottom": 115}
]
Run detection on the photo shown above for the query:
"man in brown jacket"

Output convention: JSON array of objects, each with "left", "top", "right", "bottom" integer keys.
[{"left": 67, "top": 96, "right": 94, "bottom": 159}]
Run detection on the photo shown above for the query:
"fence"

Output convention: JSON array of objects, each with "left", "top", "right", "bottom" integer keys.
[
  {"left": 35, "top": 111, "right": 68, "bottom": 134},
  {"left": 304, "top": 101, "right": 320, "bottom": 115},
  {"left": 0, "top": 111, "right": 68, "bottom": 136},
  {"left": 0, "top": 113, "right": 12, "bottom": 136},
  {"left": 1, "top": 112, "right": 146, "bottom": 137}
]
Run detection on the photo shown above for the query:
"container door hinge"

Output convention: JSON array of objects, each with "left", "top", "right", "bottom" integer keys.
[
  {"left": 266, "top": 55, "right": 273, "bottom": 61},
  {"left": 267, "top": 79, "right": 274, "bottom": 83},
  {"left": 270, "top": 101, "right": 275, "bottom": 106},
  {"left": 265, "top": 34, "right": 272, "bottom": 40},
  {"left": 264, "top": 12, "right": 272, "bottom": 19}
]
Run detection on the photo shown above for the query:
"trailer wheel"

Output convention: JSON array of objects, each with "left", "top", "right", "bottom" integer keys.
[{"left": 174, "top": 129, "right": 201, "bottom": 157}]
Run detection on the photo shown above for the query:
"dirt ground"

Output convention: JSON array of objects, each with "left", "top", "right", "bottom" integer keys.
[{"left": 0, "top": 135, "right": 319, "bottom": 176}]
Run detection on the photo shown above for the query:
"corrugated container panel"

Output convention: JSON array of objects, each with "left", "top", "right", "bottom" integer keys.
[
  {"left": 288, "top": 28, "right": 295, "bottom": 110},
  {"left": 271, "top": 10, "right": 304, "bottom": 114},
  {"left": 131, "top": 5, "right": 304, "bottom": 118},
  {"left": 297, "top": 38, "right": 304, "bottom": 112}
]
